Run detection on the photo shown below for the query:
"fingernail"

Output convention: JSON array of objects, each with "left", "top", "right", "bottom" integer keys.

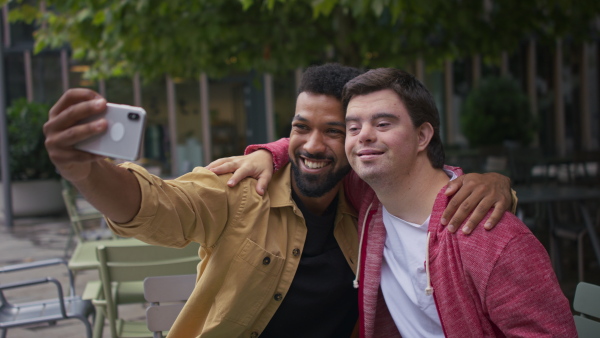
[
  {"left": 462, "top": 225, "right": 471, "bottom": 234},
  {"left": 447, "top": 224, "right": 455, "bottom": 232},
  {"left": 441, "top": 217, "right": 447, "bottom": 225},
  {"left": 92, "top": 120, "right": 104, "bottom": 130},
  {"left": 227, "top": 180, "right": 233, "bottom": 185},
  {"left": 484, "top": 222, "right": 492, "bottom": 229},
  {"left": 95, "top": 98, "right": 105, "bottom": 108}
]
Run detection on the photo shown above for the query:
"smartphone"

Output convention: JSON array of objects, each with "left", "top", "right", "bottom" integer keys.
[{"left": 75, "top": 103, "right": 147, "bottom": 161}]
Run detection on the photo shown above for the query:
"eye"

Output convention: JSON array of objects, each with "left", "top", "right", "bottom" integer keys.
[
  {"left": 377, "top": 121, "right": 391, "bottom": 128},
  {"left": 327, "top": 128, "right": 344, "bottom": 135},
  {"left": 292, "top": 123, "right": 309, "bottom": 132}
]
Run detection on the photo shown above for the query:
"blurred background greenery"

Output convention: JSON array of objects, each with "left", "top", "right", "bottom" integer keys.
[{"left": 2, "top": 0, "right": 600, "bottom": 180}]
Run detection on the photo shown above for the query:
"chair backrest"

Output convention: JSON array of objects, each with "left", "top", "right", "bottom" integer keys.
[
  {"left": 61, "top": 179, "right": 105, "bottom": 241},
  {"left": 144, "top": 274, "right": 196, "bottom": 338},
  {"left": 573, "top": 282, "right": 600, "bottom": 337},
  {"left": 97, "top": 243, "right": 200, "bottom": 338}
]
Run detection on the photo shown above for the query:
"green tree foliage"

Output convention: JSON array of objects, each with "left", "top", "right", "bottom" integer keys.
[
  {"left": 5, "top": 0, "right": 600, "bottom": 80},
  {"left": 4, "top": 98, "right": 58, "bottom": 180},
  {"left": 461, "top": 77, "right": 536, "bottom": 148}
]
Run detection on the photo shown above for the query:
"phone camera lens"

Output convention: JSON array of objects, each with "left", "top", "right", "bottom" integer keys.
[{"left": 128, "top": 112, "right": 140, "bottom": 121}]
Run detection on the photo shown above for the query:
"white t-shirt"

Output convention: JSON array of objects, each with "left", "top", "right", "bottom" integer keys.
[{"left": 380, "top": 169, "right": 456, "bottom": 337}]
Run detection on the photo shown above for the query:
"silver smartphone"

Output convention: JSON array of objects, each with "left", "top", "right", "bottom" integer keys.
[{"left": 75, "top": 103, "right": 147, "bottom": 161}]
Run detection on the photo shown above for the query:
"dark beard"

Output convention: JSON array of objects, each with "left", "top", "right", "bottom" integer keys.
[{"left": 290, "top": 156, "right": 351, "bottom": 198}]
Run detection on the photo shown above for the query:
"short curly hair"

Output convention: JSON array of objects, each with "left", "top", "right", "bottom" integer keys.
[{"left": 298, "top": 63, "right": 364, "bottom": 100}]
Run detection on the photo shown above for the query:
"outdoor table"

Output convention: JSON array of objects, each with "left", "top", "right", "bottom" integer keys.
[
  {"left": 513, "top": 184, "right": 600, "bottom": 281},
  {"left": 514, "top": 185, "right": 600, "bottom": 204}
]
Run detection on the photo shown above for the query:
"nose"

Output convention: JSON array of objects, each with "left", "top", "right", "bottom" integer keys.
[
  {"left": 357, "top": 124, "right": 375, "bottom": 144},
  {"left": 304, "top": 131, "right": 326, "bottom": 155}
]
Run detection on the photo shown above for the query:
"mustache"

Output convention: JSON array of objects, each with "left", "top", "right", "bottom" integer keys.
[{"left": 295, "top": 150, "right": 333, "bottom": 161}]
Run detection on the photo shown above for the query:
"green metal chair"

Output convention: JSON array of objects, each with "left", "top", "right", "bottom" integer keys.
[
  {"left": 90, "top": 243, "right": 200, "bottom": 338},
  {"left": 573, "top": 282, "right": 600, "bottom": 337},
  {"left": 61, "top": 179, "right": 115, "bottom": 256}
]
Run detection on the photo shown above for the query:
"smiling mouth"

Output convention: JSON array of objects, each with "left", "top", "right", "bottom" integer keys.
[
  {"left": 357, "top": 150, "right": 384, "bottom": 157},
  {"left": 303, "top": 158, "right": 330, "bottom": 169}
]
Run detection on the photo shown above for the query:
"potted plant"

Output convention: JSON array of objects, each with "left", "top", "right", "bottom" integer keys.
[
  {"left": 461, "top": 76, "right": 537, "bottom": 149},
  {"left": 460, "top": 76, "right": 538, "bottom": 173},
  {"left": 0, "top": 98, "right": 65, "bottom": 217}
]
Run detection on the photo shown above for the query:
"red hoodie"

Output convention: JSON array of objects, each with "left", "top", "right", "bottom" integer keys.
[{"left": 348, "top": 169, "right": 577, "bottom": 338}]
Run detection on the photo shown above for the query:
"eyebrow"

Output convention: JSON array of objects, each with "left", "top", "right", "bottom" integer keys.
[
  {"left": 293, "top": 114, "right": 346, "bottom": 128},
  {"left": 345, "top": 112, "right": 399, "bottom": 123}
]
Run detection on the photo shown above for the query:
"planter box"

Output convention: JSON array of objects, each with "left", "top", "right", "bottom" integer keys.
[{"left": 0, "top": 179, "right": 65, "bottom": 218}]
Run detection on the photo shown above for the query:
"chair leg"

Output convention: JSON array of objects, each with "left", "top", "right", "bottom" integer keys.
[
  {"left": 550, "top": 234, "right": 563, "bottom": 281},
  {"left": 578, "top": 232, "right": 586, "bottom": 282},
  {"left": 76, "top": 315, "right": 94, "bottom": 338},
  {"left": 93, "top": 307, "right": 106, "bottom": 338},
  {"left": 1, "top": 328, "right": 6, "bottom": 338},
  {"left": 64, "top": 227, "right": 75, "bottom": 257},
  {"left": 548, "top": 205, "right": 564, "bottom": 281}
]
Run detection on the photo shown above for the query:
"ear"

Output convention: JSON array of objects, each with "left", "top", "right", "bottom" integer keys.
[{"left": 416, "top": 122, "right": 434, "bottom": 152}]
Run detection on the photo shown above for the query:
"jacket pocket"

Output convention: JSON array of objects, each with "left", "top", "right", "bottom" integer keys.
[{"left": 214, "top": 238, "right": 285, "bottom": 326}]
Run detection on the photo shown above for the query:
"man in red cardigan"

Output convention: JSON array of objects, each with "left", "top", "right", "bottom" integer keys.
[
  {"left": 225, "top": 67, "right": 576, "bottom": 337},
  {"left": 342, "top": 68, "right": 576, "bottom": 337}
]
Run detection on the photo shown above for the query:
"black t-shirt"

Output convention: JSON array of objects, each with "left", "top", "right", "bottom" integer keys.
[{"left": 260, "top": 192, "right": 358, "bottom": 338}]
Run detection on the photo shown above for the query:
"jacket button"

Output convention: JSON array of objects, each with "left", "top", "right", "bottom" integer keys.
[
  {"left": 250, "top": 331, "right": 259, "bottom": 338},
  {"left": 292, "top": 248, "right": 300, "bottom": 257},
  {"left": 262, "top": 257, "right": 271, "bottom": 265},
  {"left": 273, "top": 293, "right": 283, "bottom": 301}
]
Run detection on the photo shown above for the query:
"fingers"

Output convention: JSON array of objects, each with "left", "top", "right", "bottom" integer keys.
[
  {"left": 440, "top": 176, "right": 466, "bottom": 228},
  {"left": 226, "top": 169, "right": 248, "bottom": 188},
  {"left": 45, "top": 117, "right": 108, "bottom": 149},
  {"left": 442, "top": 188, "right": 476, "bottom": 233},
  {"left": 255, "top": 172, "right": 273, "bottom": 196},
  {"left": 442, "top": 172, "right": 513, "bottom": 235},
  {"left": 49, "top": 88, "right": 102, "bottom": 118},
  {"left": 444, "top": 175, "right": 463, "bottom": 197},
  {"left": 44, "top": 89, "right": 110, "bottom": 182},
  {"left": 207, "top": 160, "right": 239, "bottom": 175},
  {"left": 45, "top": 97, "right": 107, "bottom": 136},
  {"left": 458, "top": 196, "right": 495, "bottom": 234},
  {"left": 482, "top": 203, "right": 509, "bottom": 230}
]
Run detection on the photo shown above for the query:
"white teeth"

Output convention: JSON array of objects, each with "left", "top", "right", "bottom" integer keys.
[{"left": 304, "top": 159, "right": 326, "bottom": 169}]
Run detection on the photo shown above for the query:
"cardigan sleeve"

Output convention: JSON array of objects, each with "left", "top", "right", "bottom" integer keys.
[{"left": 244, "top": 137, "right": 290, "bottom": 172}]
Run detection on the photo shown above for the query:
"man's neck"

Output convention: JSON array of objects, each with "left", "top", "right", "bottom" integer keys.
[
  {"left": 291, "top": 178, "right": 342, "bottom": 216},
  {"left": 374, "top": 159, "right": 449, "bottom": 224}
]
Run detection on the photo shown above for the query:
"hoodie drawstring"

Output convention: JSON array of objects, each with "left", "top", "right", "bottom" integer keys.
[
  {"left": 353, "top": 202, "right": 373, "bottom": 289},
  {"left": 425, "top": 231, "right": 434, "bottom": 296}
]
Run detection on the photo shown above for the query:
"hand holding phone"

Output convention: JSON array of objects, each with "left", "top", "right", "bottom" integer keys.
[{"left": 75, "top": 103, "right": 147, "bottom": 161}]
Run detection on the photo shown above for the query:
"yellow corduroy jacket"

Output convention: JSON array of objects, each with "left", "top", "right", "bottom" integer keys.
[{"left": 107, "top": 163, "right": 359, "bottom": 337}]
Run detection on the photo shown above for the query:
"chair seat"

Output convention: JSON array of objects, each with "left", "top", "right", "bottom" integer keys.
[
  {"left": 68, "top": 238, "right": 148, "bottom": 271},
  {"left": 0, "top": 296, "right": 94, "bottom": 329}
]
